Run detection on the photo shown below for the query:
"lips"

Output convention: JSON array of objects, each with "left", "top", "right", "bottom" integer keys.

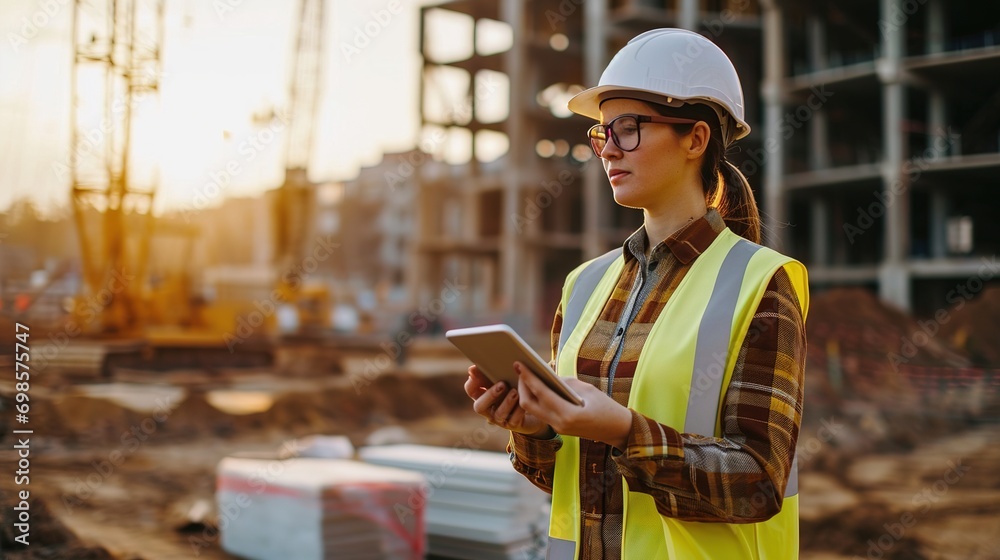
[{"left": 608, "top": 169, "right": 630, "bottom": 183}]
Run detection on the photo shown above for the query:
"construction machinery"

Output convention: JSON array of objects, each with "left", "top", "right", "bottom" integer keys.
[
  {"left": 69, "top": 0, "right": 164, "bottom": 336},
  {"left": 272, "top": 0, "right": 333, "bottom": 336}
]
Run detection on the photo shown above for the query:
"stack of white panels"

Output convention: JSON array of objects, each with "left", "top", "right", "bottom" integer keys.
[
  {"left": 217, "top": 457, "right": 427, "bottom": 560},
  {"left": 358, "top": 445, "right": 549, "bottom": 560}
]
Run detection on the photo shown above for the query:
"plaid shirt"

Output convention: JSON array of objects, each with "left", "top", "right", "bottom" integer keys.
[{"left": 508, "top": 209, "right": 806, "bottom": 559}]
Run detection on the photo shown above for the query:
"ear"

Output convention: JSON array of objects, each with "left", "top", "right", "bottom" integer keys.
[{"left": 685, "top": 121, "right": 712, "bottom": 160}]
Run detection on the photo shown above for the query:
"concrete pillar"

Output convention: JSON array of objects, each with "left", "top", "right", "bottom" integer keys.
[
  {"left": 807, "top": 15, "right": 830, "bottom": 170},
  {"left": 927, "top": 0, "right": 945, "bottom": 54},
  {"left": 679, "top": 0, "right": 699, "bottom": 31},
  {"left": 930, "top": 190, "right": 948, "bottom": 259},
  {"left": 878, "top": 0, "right": 911, "bottom": 311},
  {"left": 811, "top": 197, "right": 829, "bottom": 266},
  {"left": 500, "top": 0, "right": 525, "bottom": 319},
  {"left": 927, "top": 0, "right": 949, "bottom": 157},
  {"left": 760, "top": 0, "right": 787, "bottom": 250},
  {"left": 583, "top": 0, "right": 607, "bottom": 259}
]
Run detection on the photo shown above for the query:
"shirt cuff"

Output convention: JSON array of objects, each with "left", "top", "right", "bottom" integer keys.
[{"left": 508, "top": 431, "right": 562, "bottom": 466}]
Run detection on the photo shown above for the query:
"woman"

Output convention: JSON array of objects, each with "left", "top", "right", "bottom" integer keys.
[{"left": 465, "top": 29, "right": 808, "bottom": 559}]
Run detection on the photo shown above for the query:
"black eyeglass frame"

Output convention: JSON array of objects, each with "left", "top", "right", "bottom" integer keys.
[{"left": 587, "top": 114, "right": 701, "bottom": 157}]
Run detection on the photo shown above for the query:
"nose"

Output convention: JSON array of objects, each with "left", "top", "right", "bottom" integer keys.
[{"left": 599, "top": 135, "right": 622, "bottom": 160}]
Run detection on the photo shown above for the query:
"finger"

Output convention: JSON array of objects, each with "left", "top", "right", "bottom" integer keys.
[
  {"left": 464, "top": 373, "right": 487, "bottom": 400},
  {"left": 516, "top": 370, "right": 543, "bottom": 416},
  {"left": 465, "top": 373, "right": 489, "bottom": 400},
  {"left": 468, "top": 365, "right": 491, "bottom": 388},
  {"left": 492, "top": 387, "right": 520, "bottom": 425},
  {"left": 517, "top": 363, "right": 568, "bottom": 414},
  {"left": 471, "top": 381, "right": 508, "bottom": 416},
  {"left": 506, "top": 406, "right": 526, "bottom": 429}
]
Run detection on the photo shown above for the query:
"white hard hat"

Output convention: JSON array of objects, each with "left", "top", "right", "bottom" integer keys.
[{"left": 568, "top": 28, "right": 750, "bottom": 144}]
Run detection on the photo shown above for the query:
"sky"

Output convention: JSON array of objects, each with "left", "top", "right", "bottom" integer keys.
[{"left": 0, "top": 0, "right": 483, "bottom": 215}]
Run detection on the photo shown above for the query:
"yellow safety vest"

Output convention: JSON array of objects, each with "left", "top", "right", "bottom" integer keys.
[{"left": 547, "top": 228, "right": 809, "bottom": 560}]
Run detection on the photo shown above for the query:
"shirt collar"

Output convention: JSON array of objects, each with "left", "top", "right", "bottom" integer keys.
[{"left": 623, "top": 208, "right": 727, "bottom": 265}]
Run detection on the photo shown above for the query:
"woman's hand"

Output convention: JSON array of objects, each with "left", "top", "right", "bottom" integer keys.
[
  {"left": 464, "top": 365, "right": 553, "bottom": 438},
  {"left": 514, "top": 361, "right": 633, "bottom": 450}
]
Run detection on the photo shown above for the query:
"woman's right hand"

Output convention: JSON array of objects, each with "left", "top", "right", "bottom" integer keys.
[{"left": 464, "top": 365, "right": 553, "bottom": 439}]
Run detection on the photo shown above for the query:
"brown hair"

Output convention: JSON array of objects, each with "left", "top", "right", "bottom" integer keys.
[{"left": 650, "top": 102, "right": 761, "bottom": 244}]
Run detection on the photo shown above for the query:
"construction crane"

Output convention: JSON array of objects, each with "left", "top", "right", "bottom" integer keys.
[
  {"left": 69, "top": 0, "right": 164, "bottom": 336},
  {"left": 273, "top": 0, "right": 330, "bottom": 334}
]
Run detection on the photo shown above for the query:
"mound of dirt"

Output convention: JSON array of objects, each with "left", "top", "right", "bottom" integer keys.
[
  {"left": 940, "top": 285, "right": 1000, "bottom": 367},
  {"left": 33, "top": 394, "right": 144, "bottom": 446},
  {"left": 801, "top": 501, "right": 927, "bottom": 559},
  {"left": 162, "top": 391, "right": 239, "bottom": 438},
  {"left": 805, "top": 288, "right": 970, "bottom": 402},
  {"left": 0, "top": 489, "right": 115, "bottom": 559},
  {"left": 417, "top": 373, "right": 473, "bottom": 409}
]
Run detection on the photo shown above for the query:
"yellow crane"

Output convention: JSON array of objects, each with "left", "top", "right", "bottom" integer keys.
[
  {"left": 272, "top": 0, "right": 332, "bottom": 335},
  {"left": 69, "top": 0, "right": 164, "bottom": 336}
]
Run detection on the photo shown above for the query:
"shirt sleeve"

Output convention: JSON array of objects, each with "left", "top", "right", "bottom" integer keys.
[
  {"left": 611, "top": 266, "right": 806, "bottom": 523},
  {"left": 506, "top": 300, "right": 565, "bottom": 494}
]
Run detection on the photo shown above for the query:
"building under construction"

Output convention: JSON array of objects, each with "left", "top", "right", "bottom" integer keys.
[{"left": 410, "top": 0, "right": 1000, "bottom": 336}]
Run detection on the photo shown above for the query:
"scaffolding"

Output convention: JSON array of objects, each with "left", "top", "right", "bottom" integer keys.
[{"left": 767, "top": 0, "right": 1000, "bottom": 314}]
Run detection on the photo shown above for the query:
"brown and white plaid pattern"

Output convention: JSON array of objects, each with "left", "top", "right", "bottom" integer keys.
[{"left": 508, "top": 209, "right": 806, "bottom": 559}]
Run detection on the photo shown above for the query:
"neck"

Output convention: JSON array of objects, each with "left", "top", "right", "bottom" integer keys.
[{"left": 642, "top": 183, "right": 708, "bottom": 249}]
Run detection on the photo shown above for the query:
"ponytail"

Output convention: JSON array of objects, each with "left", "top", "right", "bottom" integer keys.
[
  {"left": 651, "top": 102, "right": 762, "bottom": 244},
  {"left": 716, "top": 159, "right": 761, "bottom": 244}
]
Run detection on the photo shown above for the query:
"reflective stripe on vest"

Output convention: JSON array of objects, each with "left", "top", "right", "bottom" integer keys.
[
  {"left": 558, "top": 248, "right": 619, "bottom": 357},
  {"left": 549, "top": 229, "right": 806, "bottom": 559}
]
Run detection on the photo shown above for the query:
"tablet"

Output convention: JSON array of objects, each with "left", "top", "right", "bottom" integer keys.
[{"left": 446, "top": 324, "right": 584, "bottom": 406}]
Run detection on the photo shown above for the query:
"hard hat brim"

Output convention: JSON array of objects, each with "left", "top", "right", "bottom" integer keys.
[{"left": 567, "top": 85, "right": 751, "bottom": 141}]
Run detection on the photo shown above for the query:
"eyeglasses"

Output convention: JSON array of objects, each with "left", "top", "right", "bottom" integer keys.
[{"left": 587, "top": 114, "right": 700, "bottom": 158}]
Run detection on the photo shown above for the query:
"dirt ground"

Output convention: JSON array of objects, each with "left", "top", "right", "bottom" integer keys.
[{"left": 2, "top": 359, "right": 999, "bottom": 559}]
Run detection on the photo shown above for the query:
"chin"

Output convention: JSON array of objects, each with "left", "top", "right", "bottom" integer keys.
[{"left": 611, "top": 188, "right": 645, "bottom": 210}]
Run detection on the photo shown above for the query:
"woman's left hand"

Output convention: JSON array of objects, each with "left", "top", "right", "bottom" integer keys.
[{"left": 514, "top": 361, "right": 633, "bottom": 450}]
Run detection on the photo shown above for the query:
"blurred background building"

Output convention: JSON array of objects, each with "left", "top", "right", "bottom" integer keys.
[{"left": 410, "top": 0, "right": 1000, "bottom": 337}]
